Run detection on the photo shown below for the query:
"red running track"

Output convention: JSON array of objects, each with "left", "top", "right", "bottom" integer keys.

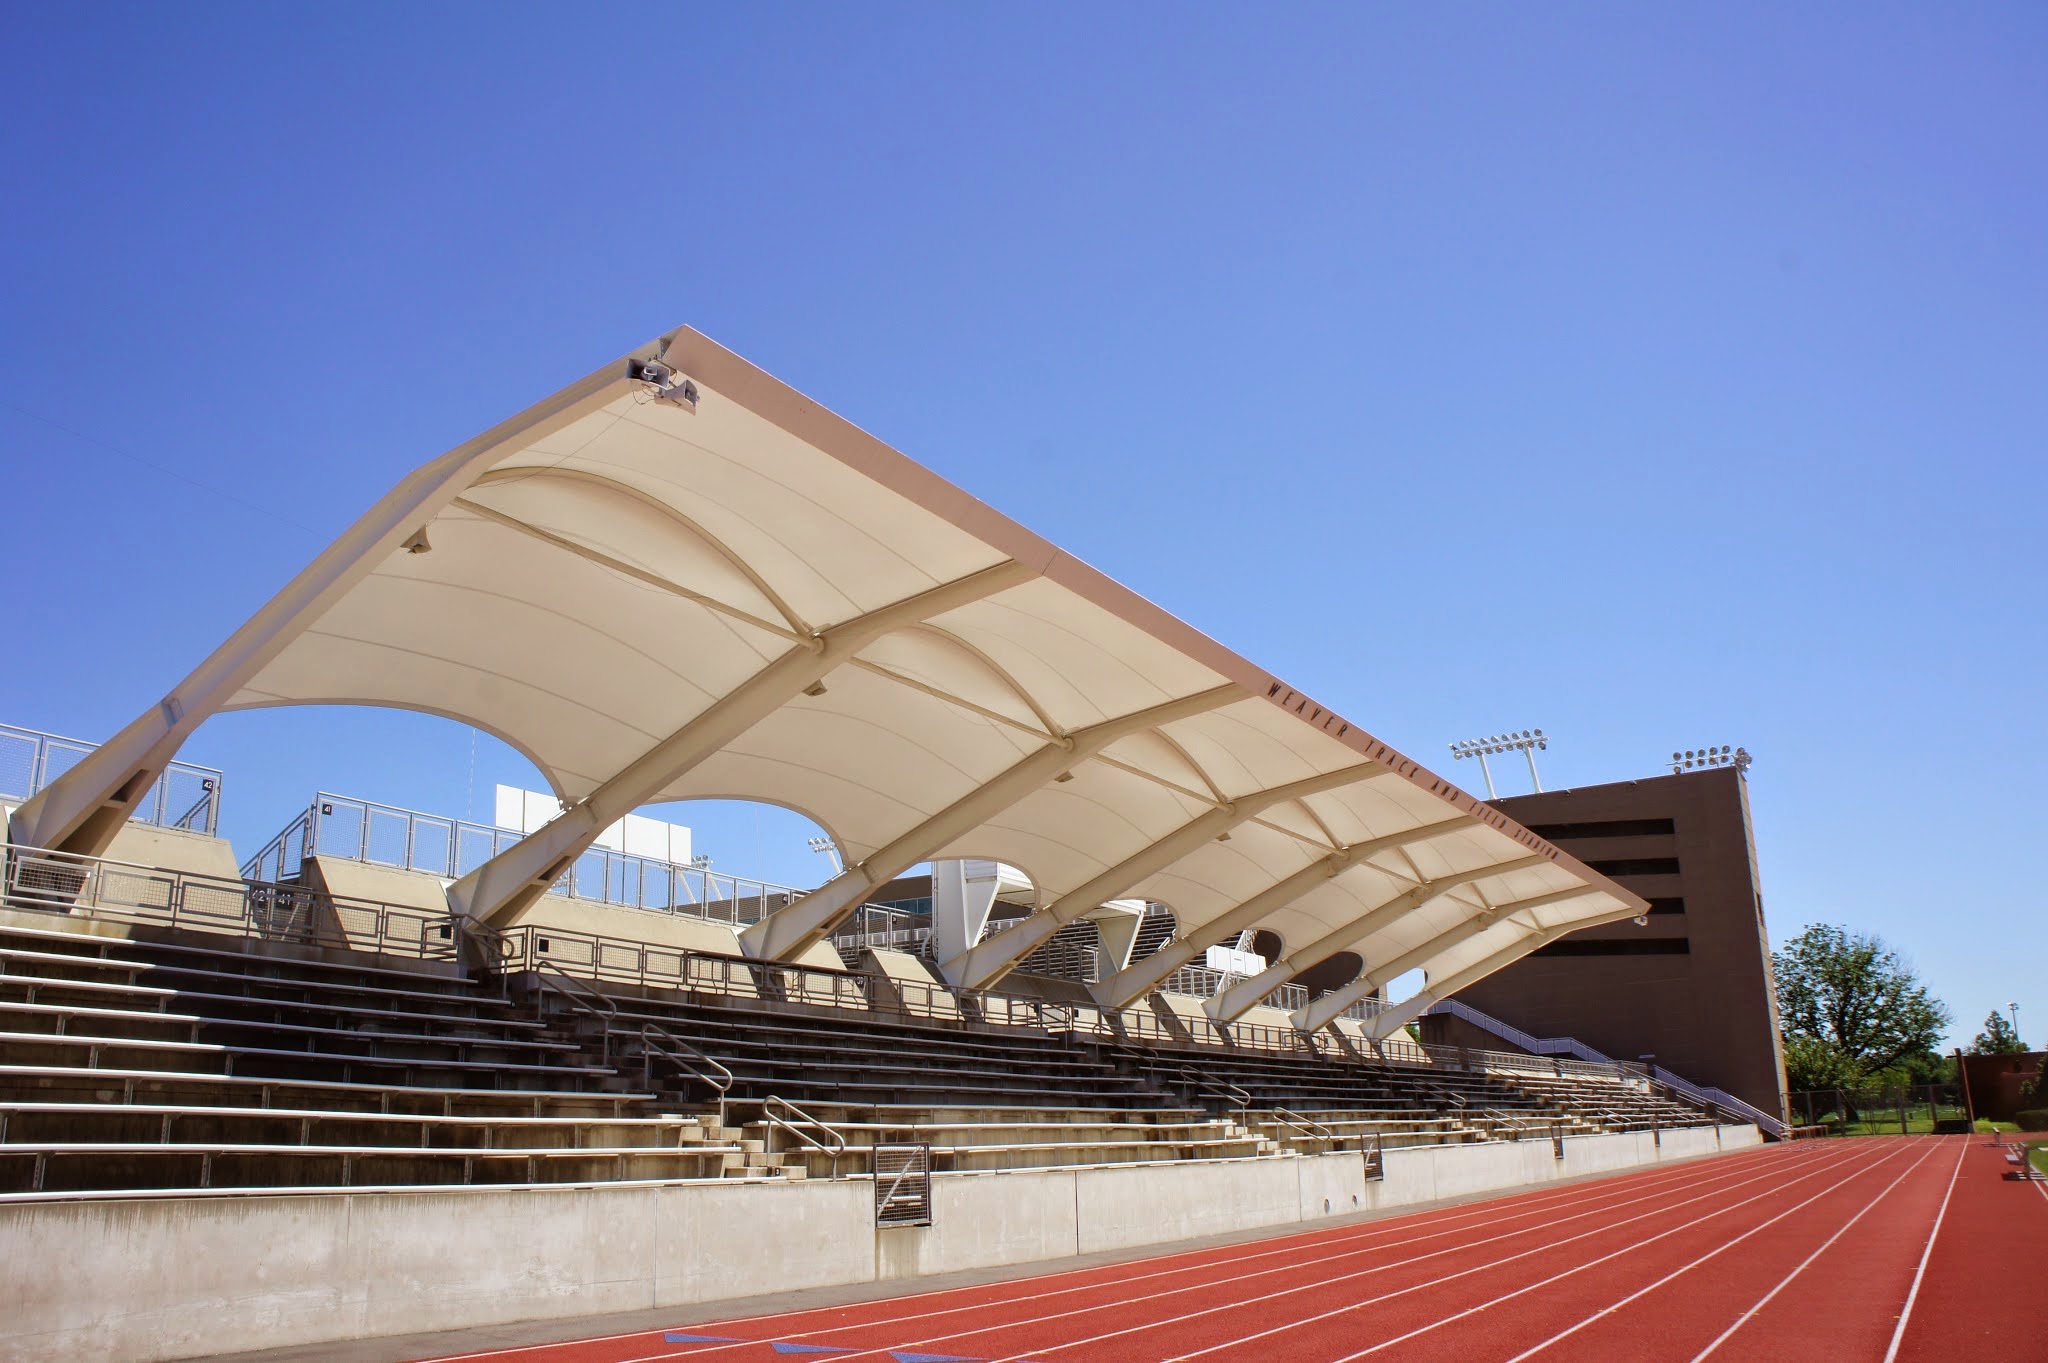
[{"left": 415, "top": 1135, "right": 2044, "bottom": 1363}]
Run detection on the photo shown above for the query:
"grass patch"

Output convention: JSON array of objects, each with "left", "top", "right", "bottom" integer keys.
[{"left": 2031, "top": 1146, "right": 2047, "bottom": 1177}]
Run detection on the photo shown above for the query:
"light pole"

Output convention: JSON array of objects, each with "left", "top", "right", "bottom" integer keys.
[
  {"left": 807, "top": 836, "right": 843, "bottom": 875},
  {"left": 2011, "top": 1001, "right": 2021, "bottom": 1045},
  {"left": 1450, "top": 730, "right": 1548, "bottom": 799}
]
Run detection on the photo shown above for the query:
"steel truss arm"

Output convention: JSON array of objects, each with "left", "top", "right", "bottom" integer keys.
[
  {"left": 8, "top": 360, "right": 648, "bottom": 859},
  {"left": 1203, "top": 854, "right": 1549, "bottom": 1023},
  {"left": 1085, "top": 815, "right": 1479, "bottom": 1011},
  {"left": 739, "top": 685, "right": 1243, "bottom": 962},
  {"left": 939, "top": 763, "right": 1386, "bottom": 991},
  {"left": 1363, "top": 903, "right": 1650, "bottom": 1042},
  {"left": 452, "top": 560, "right": 1039, "bottom": 926},
  {"left": 1287, "top": 886, "right": 1601, "bottom": 1032}
]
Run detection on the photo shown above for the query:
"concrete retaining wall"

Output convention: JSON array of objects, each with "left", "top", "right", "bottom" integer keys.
[{"left": 0, "top": 1126, "right": 1759, "bottom": 1363}]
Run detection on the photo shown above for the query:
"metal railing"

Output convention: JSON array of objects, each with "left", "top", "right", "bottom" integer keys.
[
  {"left": 638, "top": 1024, "right": 735, "bottom": 1111},
  {"left": 1422, "top": 997, "right": 1785, "bottom": 1138},
  {"left": 1649, "top": 1065, "right": 1790, "bottom": 1139},
  {"left": 1155, "top": 962, "right": 1312, "bottom": 1013},
  {"left": 0, "top": 722, "right": 222, "bottom": 838},
  {"left": 0, "top": 843, "right": 467, "bottom": 963},
  {"left": 1267, "top": 1106, "right": 1345, "bottom": 1150},
  {"left": 491, "top": 920, "right": 1080, "bottom": 1033},
  {"left": 763, "top": 1095, "right": 848, "bottom": 1177},
  {"left": 241, "top": 792, "right": 811, "bottom": 924},
  {"left": 528, "top": 965, "right": 733, "bottom": 1118}
]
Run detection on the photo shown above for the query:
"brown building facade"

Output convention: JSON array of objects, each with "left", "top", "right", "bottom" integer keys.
[{"left": 1447, "top": 766, "right": 1790, "bottom": 1122}]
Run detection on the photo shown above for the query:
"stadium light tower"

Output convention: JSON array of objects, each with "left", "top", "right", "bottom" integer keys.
[
  {"left": 1669, "top": 745, "right": 1752, "bottom": 776},
  {"left": 807, "top": 836, "right": 843, "bottom": 874},
  {"left": 2011, "top": 1001, "right": 2021, "bottom": 1039},
  {"left": 1449, "top": 730, "right": 1548, "bottom": 799}
]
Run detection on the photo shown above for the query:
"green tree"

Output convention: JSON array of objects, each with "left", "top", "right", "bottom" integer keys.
[
  {"left": 1970, "top": 1009, "right": 2028, "bottom": 1055},
  {"left": 1774, "top": 924, "right": 1950, "bottom": 1098}
]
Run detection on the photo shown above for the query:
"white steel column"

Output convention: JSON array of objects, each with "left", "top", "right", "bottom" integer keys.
[
  {"left": 740, "top": 686, "right": 1242, "bottom": 962},
  {"left": 1203, "top": 854, "right": 1548, "bottom": 1023},
  {"left": 451, "top": 560, "right": 1038, "bottom": 927},
  {"left": 1287, "top": 886, "right": 1601, "bottom": 1032},
  {"left": 929, "top": 860, "right": 1003, "bottom": 965},
  {"left": 7, "top": 359, "right": 645, "bottom": 858},
  {"left": 1085, "top": 815, "right": 1478, "bottom": 1011},
  {"left": 941, "top": 763, "right": 1384, "bottom": 991}
]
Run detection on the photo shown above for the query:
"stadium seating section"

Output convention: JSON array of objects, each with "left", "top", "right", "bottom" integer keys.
[{"left": 0, "top": 905, "right": 1722, "bottom": 1201}]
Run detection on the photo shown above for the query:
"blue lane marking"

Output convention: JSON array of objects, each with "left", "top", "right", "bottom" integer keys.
[
  {"left": 769, "top": 1345, "right": 853, "bottom": 1356},
  {"left": 890, "top": 1353, "right": 989, "bottom": 1362},
  {"left": 664, "top": 1333, "right": 742, "bottom": 1343}
]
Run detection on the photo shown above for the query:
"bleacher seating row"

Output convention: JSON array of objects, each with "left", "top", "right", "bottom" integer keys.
[{"left": 0, "top": 907, "right": 1721, "bottom": 1200}]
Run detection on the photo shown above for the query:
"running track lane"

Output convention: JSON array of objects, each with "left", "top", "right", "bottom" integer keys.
[
  {"left": 412, "top": 1136, "right": 2020, "bottom": 1363},
  {"left": 1892, "top": 1137, "right": 2048, "bottom": 1362}
]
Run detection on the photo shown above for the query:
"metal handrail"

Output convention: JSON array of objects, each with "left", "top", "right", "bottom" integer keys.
[
  {"left": 763, "top": 1095, "right": 848, "bottom": 1177},
  {"left": 1478, "top": 1107, "right": 1549, "bottom": 1141},
  {"left": 639, "top": 1023, "right": 734, "bottom": 1123},
  {"left": 1175, "top": 1064, "right": 1250, "bottom": 1112},
  {"left": 1266, "top": 1106, "right": 1345, "bottom": 1150},
  {"left": 530, "top": 965, "right": 619, "bottom": 1063}
]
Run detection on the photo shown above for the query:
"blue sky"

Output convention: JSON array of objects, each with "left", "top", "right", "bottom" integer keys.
[{"left": 3, "top": 6, "right": 2042, "bottom": 1049}]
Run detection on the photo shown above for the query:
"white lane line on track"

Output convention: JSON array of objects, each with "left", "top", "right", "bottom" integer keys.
[
  {"left": 1506, "top": 1137, "right": 1948, "bottom": 1363},
  {"left": 1145, "top": 1138, "right": 1903, "bottom": 1363},
  {"left": 1687, "top": 1139, "right": 1950, "bottom": 1361},
  {"left": 1881, "top": 1135, "right": 1967, "bottom": 1363},
  {"left": 410, "top": 1140, "right": 1801, "bottom": 1363},
  {"left": 971, "top": 1137, "right": 1885, "bottom": 1363},
  {"left": 607, "top": 1140, "right": 1831, "bottom": 1363},
  {"left": 1338, "top": 1138, "right": 1927, "bottom": 1363}
]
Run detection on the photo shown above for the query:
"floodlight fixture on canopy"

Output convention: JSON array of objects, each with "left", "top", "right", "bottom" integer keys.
[{"left": 8, "top": 326, "right": 1648, "bottom": 1018}]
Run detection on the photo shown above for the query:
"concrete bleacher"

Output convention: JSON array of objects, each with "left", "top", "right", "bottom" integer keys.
[
  {"left": 0, "top": 850, "right": 1725, "bottom": 1203},
  {"left": 0, "top": 916, "right": 787, "bottom": 1195}
]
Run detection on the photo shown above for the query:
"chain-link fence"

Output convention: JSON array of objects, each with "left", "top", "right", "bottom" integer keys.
[{"left": 1788, "top": 1085, "right": 1969, "bottom": 1136}]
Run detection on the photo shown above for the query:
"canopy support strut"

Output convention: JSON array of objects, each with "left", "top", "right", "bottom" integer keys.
[
  {"left": 1204, "top": 854, "right": 1549, "bottom": 1023},
  {"left": 739, "top": 685, "right": 1244, "bottom": 963},
  {"left": 453, "top": 560, "right": 1038, "bottom": 927}
]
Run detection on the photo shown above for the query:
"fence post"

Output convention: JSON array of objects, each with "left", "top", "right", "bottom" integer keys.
[{"left": 1955, "top": 1048, "right": 1977, "bottom": 1133}]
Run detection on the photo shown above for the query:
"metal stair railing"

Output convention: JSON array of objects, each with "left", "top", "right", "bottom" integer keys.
[
  {"left": 1266, "top": 1106, "right": 1345, "bottom": 1151},
  {"left": 762, "top": 1095, "right": 848, "bottom": 1177},
  {"left": 1173, "top": 1065, "right": 1250, "bottom": 1114},
  {"left": 1425, "top": 997, "right": 1792, "bottom": 1140},
  {"left": 639, "top": 1024, "right": 734, "bottom": 1124}
]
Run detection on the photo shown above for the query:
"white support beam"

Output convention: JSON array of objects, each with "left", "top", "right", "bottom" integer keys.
[
  {"left": 1086, "top": 815, "right": 1478, "bottom": 1011},
  {"left": 1203, "top": 854, "right": 1548, "bottom": 1023},
  {"left": 740, "top": 685, "right": 1243, "bottom": 962},
  {"left": 1288, "top": 886, "right": 1602, "bottom": 1032},
  {"left": 454, "top": 559, "right": 1038, "bottom": 927},
  {"left": 7, "top": 358, "right": 647, "bottom": 858},
  {"left": 1364, "top": 904, "right": 1649, "bottom": 1042},
  {"left": 941, "top": 763, "right": 1385, "bottom": 990},
  {"left": 929, "top": 860, "right": 1002, "bottom": 965}
]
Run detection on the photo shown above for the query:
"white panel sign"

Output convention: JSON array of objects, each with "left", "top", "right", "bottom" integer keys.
[
  {"left": 493, "top": 785, "right": 689, "bottom": 863},
  {"left": 1205, "top": 944, "right": 1266, "bottom": 977}
]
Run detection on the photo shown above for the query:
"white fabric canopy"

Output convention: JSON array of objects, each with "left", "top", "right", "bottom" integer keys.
[{"left": 14, "top": 326, "right": 1648, "bottom": 1014}]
